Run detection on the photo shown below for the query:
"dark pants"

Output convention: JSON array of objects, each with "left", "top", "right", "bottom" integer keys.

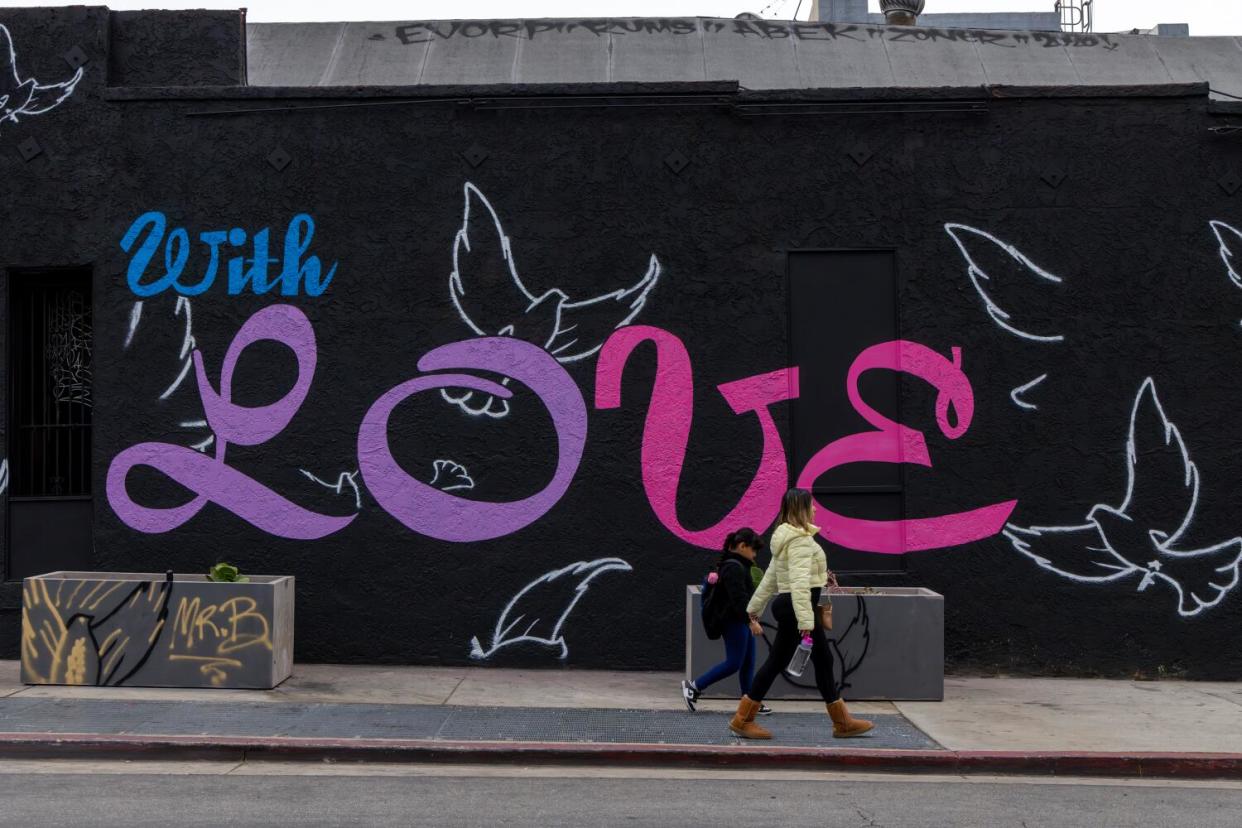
[
  {"left": 693, "top": 619, "right": 755, "bottom": 696},
  {"left": 749, "top": 588, "right": 839, "bottom": 704}
]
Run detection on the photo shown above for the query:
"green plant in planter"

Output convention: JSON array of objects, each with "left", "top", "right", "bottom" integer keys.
[{"left": 207, "top": 562, "right": 250, "bottom": 583}]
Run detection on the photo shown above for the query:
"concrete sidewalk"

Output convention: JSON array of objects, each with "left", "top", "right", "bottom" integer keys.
[{"left": 2, "top": 661, "right": 1240, "bottom": 776}]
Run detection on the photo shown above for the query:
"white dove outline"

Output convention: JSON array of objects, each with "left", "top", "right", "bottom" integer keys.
[
  {"left": 944, "top": 223, "right": 1065, "bottom": 344},
  {"left": 445, "top": 182, "right": 661, "bottom": 417},
  {"left": 430, "top": 458, "right": 474, "bottom": 492},
  {"left": 945, "top": 223, "right": 1065, "bottom": 412},
  {"left": 1003, "top": 377, "right": 1242, "bottom": 617},
  {"left": 123, "top": 296, "right": 215, "bottom": 452},
  {"left": 469, "top": 557, "right": 632, "bottom": 660},
  {"left": 1208, "top": 220, "right": 1242, "bottom": 291},
  {"left": 0, "top": 24, "right": 84, "bottom": 128}
]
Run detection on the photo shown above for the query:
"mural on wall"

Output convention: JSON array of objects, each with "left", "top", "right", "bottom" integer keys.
[
  {"left": 597, "top": 327, "right": 1017, "bottom": 551},
  {"left": 944, "top": 223, "right": 1064, "bottom": 412},
  {"left": 124, "top": 296, "right": 214, "bottom": 452},
  {"left": 445, "top": 182, "right": 661, "bottom": 417},
  {"left": 0, "top": 23, "right": 84, "bottom": 129},
  {"left": 948, "top": 223, "right": 1242, "bottom": 617},
  {"left": 109, "top": 197, "right": 1017, "bottom": 556},
  {"left": 469, "top": 557, "right": 632, "bottom": 660}
]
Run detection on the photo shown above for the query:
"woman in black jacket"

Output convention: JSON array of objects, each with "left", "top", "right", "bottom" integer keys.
[{"left": 681, "top": 528, "right": 769, "bottom": 714}]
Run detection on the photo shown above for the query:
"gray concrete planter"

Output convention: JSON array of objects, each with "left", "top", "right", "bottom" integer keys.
[
  {"left": 21, "top": 571, "right": 294, "bottom": 689},
  {"left": 685, "top": 586, "right": 943, "bottom": 701}
]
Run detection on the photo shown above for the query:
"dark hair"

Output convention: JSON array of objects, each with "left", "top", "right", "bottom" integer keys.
[{"left": 723, "top": 527, "right": 762, "bottom": 553}]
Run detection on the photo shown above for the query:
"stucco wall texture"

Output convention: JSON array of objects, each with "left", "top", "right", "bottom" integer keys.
[{"left": 2, "top": 7, "right": 1241, "bottom": 679}]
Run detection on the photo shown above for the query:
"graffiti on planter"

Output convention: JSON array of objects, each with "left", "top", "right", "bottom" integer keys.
[
  {"left": 445, "top": 181, "right": 661, "bottom": 417},
  {"left": 469, "top": 557, "right": 632, "bottom": 660},
  {"left": 945, "top": 223, "right": 1065, "bottom": 413},
  {"left": 120, "top": 212, "right": 338, "bottom": 298},
  {"left": 1004, "top": 378, "right": 1242, "bottom": 617},
  {"left": 766, "top": 594, "right": 870, "bottom": 697},
  {"left": 167, "top": 594, "right": 272, "bottom": 686},
  {"left": 0, "top": 23, "right": 84, "bottom": 130},
  {"left": 20, "top": 577, "right": 172, "bottom": 686}
]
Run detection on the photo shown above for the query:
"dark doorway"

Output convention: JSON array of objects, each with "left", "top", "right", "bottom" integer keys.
[
  {"left": 7, "top": 267, "right": 94, "bottom": 579},
  {"left": 788, "top": 250, "right": 904, "bottom": 574}
]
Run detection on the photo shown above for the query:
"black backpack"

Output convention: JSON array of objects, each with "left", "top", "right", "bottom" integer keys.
[{"left": 700, "top": 559, "right": 744, "bottom": 640}]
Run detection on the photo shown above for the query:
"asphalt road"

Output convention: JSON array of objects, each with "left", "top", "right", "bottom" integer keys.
[{"left": 0, "top": 762, "right": 1237, "bottom": 827}]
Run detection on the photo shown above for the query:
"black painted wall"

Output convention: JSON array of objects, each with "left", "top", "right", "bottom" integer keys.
[{"left": 3, "top": 8, "right": 1242, "bottom": 678}]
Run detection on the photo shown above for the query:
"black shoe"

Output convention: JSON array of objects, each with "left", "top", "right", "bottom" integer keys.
[
  {"left": 681, "top": 680, "right": 701, "bottom": 712},
  {"left": 756, "top": 704, "right": 773, "bottom": 716}
]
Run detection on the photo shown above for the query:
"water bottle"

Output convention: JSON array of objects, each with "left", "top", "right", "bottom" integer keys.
[{"left": 786, "top": 634, "right": 814, "bottom": 678}]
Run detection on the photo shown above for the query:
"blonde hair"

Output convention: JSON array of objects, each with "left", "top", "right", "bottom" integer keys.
[{"left": 777, "top": 488, "right": 816, "bottom": 532}]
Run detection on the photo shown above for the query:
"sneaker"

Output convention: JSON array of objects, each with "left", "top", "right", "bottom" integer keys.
[
  {"left": 756, "top": 704, "right": 773, "bottom": 716},
  {"left": 681, "top": 680, "right": 701, "bottom": 712}
]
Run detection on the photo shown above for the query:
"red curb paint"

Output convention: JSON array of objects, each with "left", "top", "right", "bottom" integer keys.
[{"left": 1, "top": 732, "right": 1240, "bottom": 779}]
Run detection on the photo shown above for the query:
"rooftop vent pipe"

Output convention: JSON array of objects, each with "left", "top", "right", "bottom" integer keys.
[{"left": 880, "top": 0, "right": 925, "bottom": 25}]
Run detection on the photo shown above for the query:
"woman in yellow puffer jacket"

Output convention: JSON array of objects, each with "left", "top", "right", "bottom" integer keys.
[{"left": 728, "top": 488, "right": 874, "bottom": 740}]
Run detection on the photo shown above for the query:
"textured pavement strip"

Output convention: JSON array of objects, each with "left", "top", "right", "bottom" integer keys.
[{"left": 0, "top": 697, "right": 941, "bottom": 750}]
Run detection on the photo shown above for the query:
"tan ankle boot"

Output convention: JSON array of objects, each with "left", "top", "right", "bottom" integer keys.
[
  {"left": 728, "top": 695, "right": 773, "bottom": 740},
  {"left": 827, "top": 699, "right": 874, "bottom": 738}
]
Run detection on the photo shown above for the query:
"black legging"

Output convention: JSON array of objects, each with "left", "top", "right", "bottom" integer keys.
[{"left": 749, "top": 587, "right": 839, "bottom": 704}]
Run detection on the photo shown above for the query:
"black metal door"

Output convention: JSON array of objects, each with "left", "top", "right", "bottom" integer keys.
[
  {"left": 788, "top": 250, "right": 904, "bottom": 573},
  {"left": 7, "top": 268, "right": 93, "bottom": 579}
]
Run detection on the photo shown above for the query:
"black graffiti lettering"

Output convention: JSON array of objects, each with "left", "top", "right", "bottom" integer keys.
[
  {"left": 973, "top": 30, "right": 1014, "bottom": 48},
  {"left": 490, "top": 21, "right": 523, "bottom": 40},
  {"left": 396, "top": 17, "right": 1119, "bottom": 48},
  {"left": 755, "top": 21, "right": 791, "bottom": 39},
  {"left": 395, "top": 23, "right": 432, "bottom": 45},
  {"left": 526, "top": 21, "right": 565, "bottom": 40},
  {"left": 733, "top": 20, "right": 762, "bottom": 38}
]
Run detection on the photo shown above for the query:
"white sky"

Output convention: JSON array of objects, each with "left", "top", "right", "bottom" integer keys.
[{"left": 5, "top": 1, "right": 1241, "bottom": 34}]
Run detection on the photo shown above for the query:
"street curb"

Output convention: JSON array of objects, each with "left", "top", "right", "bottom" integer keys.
[{"left": 1, "top": 732, "right": 1241, "bottom": 779}]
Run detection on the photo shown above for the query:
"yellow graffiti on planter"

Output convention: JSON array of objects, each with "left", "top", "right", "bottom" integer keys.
[
  {"left": 166, "top": 595, "right": 272, "bottom": 684},
  {"left": 20, "top": 578, "right": 171, "bottom": 686},
  {"left": 170, "top": 596, "right": 272, "bottom": 654}
]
